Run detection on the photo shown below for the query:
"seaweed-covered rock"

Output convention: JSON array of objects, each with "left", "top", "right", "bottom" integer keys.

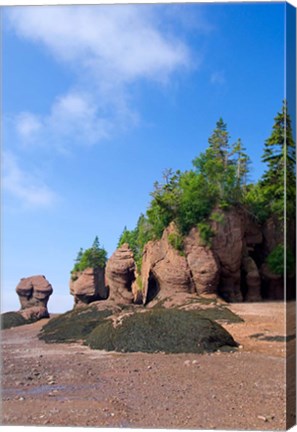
[
  {"left": 86, "top": 309, "right": 238, "bottom": 353},
  {"left": 38, "top": 303, "right": 115, "bottom": 343},
  {"left": 0, "top": 312, "right": 27, "bottom": 329}
]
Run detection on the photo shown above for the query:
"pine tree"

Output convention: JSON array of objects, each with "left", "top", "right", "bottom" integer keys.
[
  {"left": 261, "top": 100, "right": 296, "bottom": 217},
  {"left": 232, "top": 138, "right": 251, "bottom": 187},
  {"left": 208, "top": 118, "right": 230, "bottom": 167}
]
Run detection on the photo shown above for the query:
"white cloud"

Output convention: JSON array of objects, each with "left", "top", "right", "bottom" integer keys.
[
  {"left": 8, "top": 6, "right": 190, "bottom": 84},
  {"left": 13, "top": 92, "right": 113, "bottom": 150},
  {"left": 210, "top": 70, "right": 226, "bottom": 85},
  {"left": 16, "top": 112, "right": 42, "bottom": 138},
  {"left": 7, "top": 5, "right": 191, "bottom": 148},
  {"left": 2, "top": 152, "right": 57, "bottom": 208}
]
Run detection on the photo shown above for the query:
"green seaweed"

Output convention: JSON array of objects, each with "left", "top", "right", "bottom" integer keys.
[
  {"left": 38, "top": 306, "right": 112, "bottom": 343},
  {"left": 1, "top": 312, "right": 28, "bottom": 329},
  {"left": 86, "top": 309, "right": 238, "bottom": 354}
]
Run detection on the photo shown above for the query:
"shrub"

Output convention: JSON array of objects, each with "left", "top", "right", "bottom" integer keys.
[
  {"left": 168, "top": 232, "right": 184, "bottom": 254},
  {"left": 197, "top": 221, "right": 214, "bottom": 247},
  {"left": 210, "top": 211, "right": 225, "bottom": 224},
  {"left": 267, "top": 244, "right": 295, "bottom": 276}
]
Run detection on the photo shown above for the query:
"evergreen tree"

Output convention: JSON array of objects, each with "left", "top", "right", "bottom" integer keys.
[
  {"left": 232, "top": 138, "right": 251, "bottom": 187},
  {"left": 261, "top": 100, "right": 296, "bottom": 217},
  {"left": 208, "top": 117, "right": 230, "bottom": 167},
  {"left": 71, "top": 237, "right": 107, "bottom": 273}
]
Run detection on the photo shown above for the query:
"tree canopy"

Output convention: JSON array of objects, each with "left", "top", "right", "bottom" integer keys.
[
  {"left": 72, "top": 236, "right": 107, "bottom": 273},
  {"left": 117, "top": 101, "right": 295, "bottom": 270},
  {"left": 246, "top": 100, "right": 296, "bottom": 220}
]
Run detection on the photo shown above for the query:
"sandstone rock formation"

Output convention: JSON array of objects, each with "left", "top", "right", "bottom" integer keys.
[
  {"left": 105, "top": 244, "right": 137, "bottom": 304},
  {"left": 141, "top": 225, "right": 194, "bottom": 305},
  {"left": 16, "top": 275, "right": 53, "bottom": 320},
  {"left": 260, "top": 263, "right": 284, "bottom": 300},
  {"left": 68, "top": 209, "right": 290, "bottom": 308},
  {"left": 184, "top": 227, "right": 220, "bottom": 295},
  {"left": 210, "top": 209, "right": 245, "bottom": 302},
  {"left": 260, "top": 216, "right": 286, "bottom": 300},
  {"left": 241, "top": 254, "right": 261, "bottom": 302},
  {"left": 70, "top": 267, "right": 108, "bottom": 307}
]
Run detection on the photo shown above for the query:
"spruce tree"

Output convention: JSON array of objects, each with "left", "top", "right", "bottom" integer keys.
[
  {"left": 261, "top": 100, "right": 296, "bottom": 217},
  {"left": 232, "top": 138, "right": 251, "bottom": 187},
  {"left": 208, "top": 117, "right": 230, "bottom": 167}
]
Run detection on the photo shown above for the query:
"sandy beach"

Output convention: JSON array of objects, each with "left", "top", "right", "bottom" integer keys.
[{"left": 1, "top": 301, "right": 295, "bottom": 430}]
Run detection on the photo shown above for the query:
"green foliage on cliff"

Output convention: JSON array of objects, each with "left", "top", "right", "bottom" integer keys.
[
  {"left": 72, "top": 236, "right": 107, "bottom": 274},
  {"left": 118, "top": 116, "right": 254, "bottom": 258},
  {"left": 118, "top": 102, "right": 295, "bottom": 263},
  {"left": 267, "top": 244, "right": 295, "bottom": 276},
  {"left": 246, "top": 101, "right": 296, "bottom": 221},
  {"left": 167, "top": 231, "right": 184, "bottom": 254},
  {"left": 118, "top": 214, "right": 152, "bottom": 271}
]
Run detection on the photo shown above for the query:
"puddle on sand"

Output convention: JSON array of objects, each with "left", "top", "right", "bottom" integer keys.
[
  {"left": 2, "top": 383, "right": 103, "bottom": 401},
  {"left": 3, "top": 384, "right": 67, "bottom": 397}
]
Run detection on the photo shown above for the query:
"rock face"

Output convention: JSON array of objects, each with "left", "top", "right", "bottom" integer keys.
[
  {"left": 16, "top": 275, "right": 53, "bottom": 320},
  {"left": 70, "top": 267, "right": 108, "bottom": 307},
  {"left": 70, "top": 210, "right": 289, "bottom": 308},
  {"left": 260, "top": 263, "right": 284, "bottom": 300},
  {"left": 242, "top": 254, "right": 261, "bottom": 302},
  {"left": 141, "top": 225, "right": 194, "bottom": 305},
  {"left": 184, "top": 228, "right": 220, "bottom": 295},
  {"left": 210, "top": 209, "right": 245, "bottom": 302},
  {"left": 260, "top": 216, "right": 287, "bottom": 300},
  {"left": 105, "top": 244, "right": 137, "bottom": 304},
  {"left": 139, "top": 213, "right": 265, "bottom": 305}
]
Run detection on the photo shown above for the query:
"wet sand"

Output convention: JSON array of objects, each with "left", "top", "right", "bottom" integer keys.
[{"left": 1, "top": 302, "right": 295, "bottom": 430}]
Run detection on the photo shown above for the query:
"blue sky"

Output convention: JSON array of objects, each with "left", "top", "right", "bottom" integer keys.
[{"left": 2, "top": 2, "right": 287, "bottom": 312}]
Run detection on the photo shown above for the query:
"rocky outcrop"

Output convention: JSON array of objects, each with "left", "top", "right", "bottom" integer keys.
[
  {"left": 262, "top": 216, "right": 283, "bottom": 256},
  {"left": 68, "top": 210, "right": 289, "bottom": 308},
  {"left": 138, "top": 212, "right": 267, "bottom": 305},
  {"left": 241, "top": 254, "right": 261, "bottom": 301},
  {"left": 20, "top": 306, "right": 49, "bottom": 321},
  {"left": 260, "top": 263, "right": 284, "bottom": 300},
  {"left": 184, "top": 228, "right": 220, "bottom": 295},
  {"left": 244, "top": 215, "right": 263, "bottom": 250},
  {"left": 70, "top": 267, "right": 108, "bottom": 307},
  {"left": 141, "top": 225, "right": 194, "bottom": 305},
  {"left": 105, "top": 244, "right": 137, "bottom": 304},
  {"left": 16, "top": 275, "right": 53, "bottom": 319},
  {"left": 210, "top": 209, "right": 245, "bottom": 302}
]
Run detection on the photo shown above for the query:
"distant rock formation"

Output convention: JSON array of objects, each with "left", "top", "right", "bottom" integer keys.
[
  {"left": 70, "top": 267, "right": 108, "bottom": 307},
  {"left": 16, "top": 275, "right": 53, "bottom": 320}
]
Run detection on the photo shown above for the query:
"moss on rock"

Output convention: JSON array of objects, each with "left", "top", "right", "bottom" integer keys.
[
  {"left": 38, "top": 306, "right": 112, "bottom": 343},
  {"left": 1, "top": 312, "right": 28, "bottom": 329},
  {"left": 86, "top": 309, "right": 238, "bottom": 354}
]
